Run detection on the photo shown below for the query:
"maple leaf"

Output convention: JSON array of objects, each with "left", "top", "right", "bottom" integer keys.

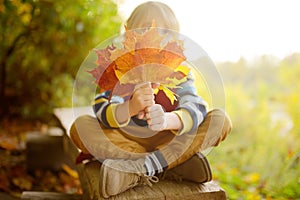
[
  {"left": 89, "top": 26, "right": 189, "bottom": 103},
  {"left": 175, "top": 65, "right": 190, "bottom": 76},
  {"left": 97, "top": 62, "right": 119, "bottom": 92},
  {"left": 154, "top": 85, "right": 178, "bottom": 105},
  {"left": 88, "top": 45, "right": 119, "bottom": 92},
  {"left": 123, "top": 30, "right": 140, "bottom": 50},
  {"left": 135, "top": 28, "right": 163, "bottom": 49},
  {"left": 114, "top": 51, "right": 143, "bottom": 78},
  {"left": 161, "top": 41, "right": 186, "bottom": 68},
  {"left": 12, "top": 176, "right": 33, "bottom": 190},
  {"left": 62, "top": 164, "right": 79, "bottom": 179}
]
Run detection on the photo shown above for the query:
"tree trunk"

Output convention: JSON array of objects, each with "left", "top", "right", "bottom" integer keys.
[
  {"left": 0, "top": 31, "right": 29, "bottom": 117},
  {"left": 0, "top": 59, "right": 6, "bottom": 94}
]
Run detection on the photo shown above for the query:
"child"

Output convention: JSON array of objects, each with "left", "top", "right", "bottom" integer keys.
[{"left": 70, "top": 1, "right": 231, "bottom": 198}]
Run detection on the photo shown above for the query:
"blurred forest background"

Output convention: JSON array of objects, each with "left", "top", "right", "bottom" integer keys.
[{"left": 0, "top": 0, "right": 299, "bottom": 199}]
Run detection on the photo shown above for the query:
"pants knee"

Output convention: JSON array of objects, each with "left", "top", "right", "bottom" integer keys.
[
  {"left": 69, "top": 115, "right": 92, "bottom": 153},
  {"left": 208, "top": 109, "right": 232, "bottom": 134}
]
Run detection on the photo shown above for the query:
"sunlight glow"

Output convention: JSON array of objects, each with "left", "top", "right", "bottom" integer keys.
[{"left": 115, "top": 0, "right": 300, "bottom": 62}]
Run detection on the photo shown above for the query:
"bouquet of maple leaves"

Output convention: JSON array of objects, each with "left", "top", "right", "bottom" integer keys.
[{"left": 89, "top": 26, "right": 190, "bottom": 104}]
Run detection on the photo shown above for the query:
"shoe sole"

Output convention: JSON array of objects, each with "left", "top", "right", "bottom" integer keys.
[
  {"left": 99, "top": 159, "right": 111, "bottom": 198},
  {"left": 195, "top": 152, "right": 212, "bottom": 182}
]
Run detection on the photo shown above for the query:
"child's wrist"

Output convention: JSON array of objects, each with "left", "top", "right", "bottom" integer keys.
[
  {"left": 165, "top": 112, "right": 183, "bottom": 131},
  {"left": 128, "top": 99, "right": 138, "bottom": 117},
  {"left": 115, "top": 101, "right": 131, "bottom": 123}
]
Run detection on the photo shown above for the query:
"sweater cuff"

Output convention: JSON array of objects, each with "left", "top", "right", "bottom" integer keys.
[
  {"left": 171, "top": 109, "right": 193, "bottom": 135},
  {"left": 106, "top": 104, "right": 130, "bottom": 128}
]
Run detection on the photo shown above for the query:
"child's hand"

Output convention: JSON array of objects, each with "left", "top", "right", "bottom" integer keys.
[
  {"left": 129, "top": 82, "right": 155, "bottom": 117},
  {"left": 145, "top": 104, "right": 167, "bottom": 131}
]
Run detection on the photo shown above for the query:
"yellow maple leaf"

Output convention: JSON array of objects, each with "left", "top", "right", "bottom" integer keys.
[{"left": 175, "top": 65, "right": 190, "bottom": 76}]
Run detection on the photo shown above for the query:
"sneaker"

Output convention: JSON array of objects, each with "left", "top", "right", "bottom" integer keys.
[
  {"left": 99, "top": 158, "right": 159, "bottom": 198},
  {"left": 162, "top": 152, "right": 212, "bottom": 183}
]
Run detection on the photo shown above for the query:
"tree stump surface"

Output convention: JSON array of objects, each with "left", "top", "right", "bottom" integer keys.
[
  {"left": 21, "top": 191, "right": 82, "bottom": 200},
  {"left": 48, "top": 107, "right": 227, "bottom": 200}
]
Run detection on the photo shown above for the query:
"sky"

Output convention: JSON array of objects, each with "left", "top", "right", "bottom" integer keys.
[{"left": 114, "top": 0, "right": 300, "bottom": 62}]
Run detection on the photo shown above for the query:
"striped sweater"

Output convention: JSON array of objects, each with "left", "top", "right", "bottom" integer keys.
[{"left": 93, "top": 72, "right": 207, "bottom": 135}]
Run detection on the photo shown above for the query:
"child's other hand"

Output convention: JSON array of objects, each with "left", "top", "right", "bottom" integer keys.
[
  {"left": 129, "top": 82, "right": 155, "bottom": 117},
  {"left": 145, "top": 104, "right": 167, "bottom": 131}
]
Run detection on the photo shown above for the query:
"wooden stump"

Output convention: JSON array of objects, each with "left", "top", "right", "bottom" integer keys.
[
  {"left": 21, "top": 191, "right": 82, "bottom": 200},
  {"left": 75, "top": 160, "right": 226, "bottom": 200},
  {"left": 26, "top": 131, "right": 66, "bottom": 171}
]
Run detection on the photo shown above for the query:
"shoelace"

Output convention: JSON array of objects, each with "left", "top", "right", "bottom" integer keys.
[{"left": 139, "top": 175, "right": 159, "bottom": 187}]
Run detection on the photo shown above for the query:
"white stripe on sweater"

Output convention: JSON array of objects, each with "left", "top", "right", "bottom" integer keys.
[
  {"left": 149, "top": 153, "right": 163, "bottom": 173},
  {"left": 145, "top": 156, "right": 155, "bottom": 176}
]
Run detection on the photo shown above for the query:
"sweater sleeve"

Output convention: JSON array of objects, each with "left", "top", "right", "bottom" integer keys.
[
  {"left": 171, "top": 109, "right": 193, "bottom": 135},
  {"left": 92, "top": 91, "right": 130, "bottom": 128},
  {"left": 174, "top": 72, "right": 208, "bottom": 134}
]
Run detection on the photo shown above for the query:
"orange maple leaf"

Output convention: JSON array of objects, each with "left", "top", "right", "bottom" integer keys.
[{"left": 89, "top": 26, "right": 189, "bottom": 103}]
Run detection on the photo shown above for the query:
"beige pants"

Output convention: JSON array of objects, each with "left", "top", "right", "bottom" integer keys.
[{"left": 70, "top": 109, "right": 231, "bottom": 169}]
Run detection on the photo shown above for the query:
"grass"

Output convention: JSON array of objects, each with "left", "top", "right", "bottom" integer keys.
[{"left": 207, "top": 83, "right": 300, "bottom": 199}]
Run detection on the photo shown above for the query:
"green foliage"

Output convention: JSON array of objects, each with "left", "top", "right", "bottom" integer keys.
[
  {"left": 206, "top": 53, "right": 300, "bottom": 199},
  {"left": 0, "top": 0, "right": 121, "bottom": 119}
]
